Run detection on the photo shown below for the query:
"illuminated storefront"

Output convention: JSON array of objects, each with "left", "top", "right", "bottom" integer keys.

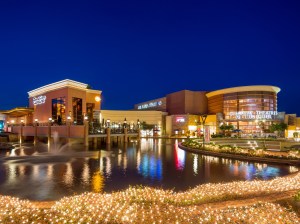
[
  {"left": 28, "top": 79, "right": 101, "bottom": 124},
  {"left": 206, "top": 86, "right": 282, "bottom": 136},
  {"left": 136, "top": 85, "right": 292, "bottom": 137}
]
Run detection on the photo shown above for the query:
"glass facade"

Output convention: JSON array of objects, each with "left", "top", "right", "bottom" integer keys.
[
  {"left": 223, "top": 91, "right": 276, "bottom": 119},
  {"left": 208, "top": 89, "right": 279, "bottom": 136},
  {"left": 52, "top": 97, "right": 66, "bottom": 125}
]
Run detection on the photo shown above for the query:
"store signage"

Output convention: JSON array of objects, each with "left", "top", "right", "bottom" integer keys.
[
  {"left": 138, "top": 100, "right": 162, "bottom": 109},
  {"left": 33, "top": 95, "right": 46, "bottom": 105},
  {"left": 176, "top": 117, "right": 185, "bottom": 123},
  {"left": 204, "top": 126, "right": 210, "bottom": 143},
  {"left": 229, "top": 111, "right": 278, "bottom": 120}
]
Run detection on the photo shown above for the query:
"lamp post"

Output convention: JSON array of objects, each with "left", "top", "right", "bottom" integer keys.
[
  {"left": 124, "top": 118, "right": 128, "bottom": 143},
  {"left": 123, "top": 118, "right": 127, "bottom": 128},
  {"left": 106, "top": 119, "right": 111, "bottom": 144},
  {"left": 137, "top": 119, "right": 141, "bottom": 140},
  {"left": 137, "top": 119, "right": 140, "bottom": 129},
  {"left": 84, "top": 114, "right": 89, "bottom": 147},
  {"left": 48, "top": 118, "right": 52, "bottom": 147},
  {"left": 199, "top": 114, "right": 207, "bottom": 149}
]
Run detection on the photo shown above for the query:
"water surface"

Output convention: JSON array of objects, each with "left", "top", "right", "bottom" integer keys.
[{"left": 0, "top": 138, "right": 298, "bottom": 201}]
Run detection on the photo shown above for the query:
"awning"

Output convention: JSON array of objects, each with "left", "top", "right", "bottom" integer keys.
[{"left": 0, "top": 107, "right": 34, "bottom": 117}]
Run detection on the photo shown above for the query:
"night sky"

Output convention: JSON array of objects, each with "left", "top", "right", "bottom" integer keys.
[{"left": 0, "top": 1, "right": 299, "bottom": 115}]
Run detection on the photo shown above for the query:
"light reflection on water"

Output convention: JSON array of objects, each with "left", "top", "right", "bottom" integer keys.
[{"left": 0, "top": 139, "right": 298, "bottom": 201}]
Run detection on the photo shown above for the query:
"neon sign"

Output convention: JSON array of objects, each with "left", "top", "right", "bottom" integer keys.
[{"left": 33, "top": 95, "right": 46, "bottom": 105}]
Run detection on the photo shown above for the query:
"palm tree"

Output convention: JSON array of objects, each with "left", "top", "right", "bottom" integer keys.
[{"left": 269, "top": 122, "right": 288, "bottom": 137}]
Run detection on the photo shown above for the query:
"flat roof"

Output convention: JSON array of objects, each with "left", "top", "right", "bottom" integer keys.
[{"left": 206, "top": 85, "right": 281, "bottom": 98}]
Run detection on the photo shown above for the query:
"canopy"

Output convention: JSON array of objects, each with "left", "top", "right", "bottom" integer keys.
[{"left": 0, "top": 107, "right": 34, "bottom": 117}]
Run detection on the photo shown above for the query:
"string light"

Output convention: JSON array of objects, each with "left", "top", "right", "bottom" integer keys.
[{"left": 0, "top": 172, "right": 299, "bottom": 223}]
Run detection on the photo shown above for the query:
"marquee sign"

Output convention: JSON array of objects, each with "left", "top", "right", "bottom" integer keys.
[
  {"left": 138, "top": 100, "right": 162, "bottom": 110},
  {"left": 33, "top": 95, "right": 46, "bottom": 105},
  {"left": 229, "top": 111, "right": 278, "bottom": 120}
]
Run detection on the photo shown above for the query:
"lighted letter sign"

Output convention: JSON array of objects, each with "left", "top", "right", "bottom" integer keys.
[
  {"left": 176, "top": 117, "right": 185, "bottom": 122},
  {"left": 33, "top": 95, "right": 46, "bottom": 105},
  {"left": 229, "top": 111, "right": 278, "bottom": 120},
  {"left": 138, "top": 100, "right": 163, "bottom": 110}
]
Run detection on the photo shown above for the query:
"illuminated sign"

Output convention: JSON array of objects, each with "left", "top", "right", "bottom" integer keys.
[
  {"left": 33, "top": 95, "right": 46, "bottom": 105},
  {"left": 138, "top": 100, "right": 162, "bottom": 109},
  {"left": 229, "top": 111, "right": 278, "bottom": 120},
  {"left": 176, "top": 117, "right": 185, "bottom": 122}
]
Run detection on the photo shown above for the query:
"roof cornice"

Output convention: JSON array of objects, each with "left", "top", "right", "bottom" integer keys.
[
  {"left": 28, "top": 79, "right": 89, "bottom": 97},
  {"left": 206, "top": 85, "right": 281, "bottom": 98}
]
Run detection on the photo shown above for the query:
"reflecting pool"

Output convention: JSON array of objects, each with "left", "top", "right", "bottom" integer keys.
[{"left": 0, "top": 138, "right": 298, "bottom": 201}]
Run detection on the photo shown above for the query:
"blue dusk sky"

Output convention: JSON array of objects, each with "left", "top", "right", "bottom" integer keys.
[{"left": 0, "top": 0, "right": 299, "bottom": 115}]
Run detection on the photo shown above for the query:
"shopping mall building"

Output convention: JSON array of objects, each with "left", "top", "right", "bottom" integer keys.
[
  {"left": 0, "top": 79, "right": 299, "bottom": 139},
  {"left": 134, "top": 86, "right": 299, "bottom": 138}
]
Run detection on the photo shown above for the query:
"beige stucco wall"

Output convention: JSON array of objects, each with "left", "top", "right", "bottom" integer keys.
[{"left": 100, "top": 110, "right": 167, "bottom": 129}]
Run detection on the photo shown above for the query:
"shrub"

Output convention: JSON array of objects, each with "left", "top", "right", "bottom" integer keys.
[{"left": 294, "top": 191, "right": 300, "bottom": 202}]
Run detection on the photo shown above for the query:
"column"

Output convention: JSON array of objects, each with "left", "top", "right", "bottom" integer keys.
[
  {"left": 67, "top": 120, "right": 71, "bottom": 145},
  {"left": 19, "top": 122, "right": 23, "bottom": 144},
  {"left": 124, "top": 127, "right": 128, "bottom": 143},
  {"left": 48, "top": 121, "right": 51, "bottom": 146},
  {"left": 84, "top": 120, "right": 89, "bottom": 147},
  {"left": 106, "top": 127, "right": 111, "bottom": 144},
  {"left": 34, "top": 122, "right": 38, "bottom": 145},
  {"left": 137, "top": 128, "right": 141, "bottom": 141}
]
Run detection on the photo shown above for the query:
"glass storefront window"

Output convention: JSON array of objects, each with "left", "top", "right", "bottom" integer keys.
[
  {"left": 86, "top": 103, "right": 95, "bottom": 121},
  {"left": 72, "top": 97, "right": 83, "bottom": 125},
  {"left": 52, "top": 97, "right": 66, "bottom": 125}
]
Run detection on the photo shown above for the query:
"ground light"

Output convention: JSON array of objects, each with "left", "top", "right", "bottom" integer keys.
[{"left": 0, "top": 172, "right": 300, "bottom": 223}]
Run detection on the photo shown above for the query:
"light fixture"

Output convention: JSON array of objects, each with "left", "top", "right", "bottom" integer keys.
[
  {"left": 95, "top": 96, "right": 101, "bottom": 102},
  {"left": 34, "top": 118, "right": 38, "bottom": 122},
  {"left": 84, "top": 115, "right": 88, "bottom": 120},
  {"left": 48, "top": 117, "right": 52, "bottom": 122},
  {"left": 21, "top": 119, "right": 24, "bottom": 123},
  {"left": 67, "top": 116, "right": 71, "bottom": 120},
  {"left": 11, "top": 120, "right": 15, "bottom": 124}
]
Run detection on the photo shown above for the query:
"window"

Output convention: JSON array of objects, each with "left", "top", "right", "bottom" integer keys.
[
  {"left": 52, "top": 97, "right": 66, "bottom": 125},
  {"left": 72, "top": 97, "right": 83, "bottom": 125},
  {"left": 86, "top": 103, "right": 95, "bottom": 121}
]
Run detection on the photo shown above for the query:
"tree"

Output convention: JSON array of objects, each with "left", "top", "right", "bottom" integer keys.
[
  {"left": 269, "top": 122, "right": 288, "bottom": 137},
  {"left": 140, "top": 121, "right": 155, "bottom": 130},
  {"left": 219, "top": 124, "right": 234, "bottom": 136}
]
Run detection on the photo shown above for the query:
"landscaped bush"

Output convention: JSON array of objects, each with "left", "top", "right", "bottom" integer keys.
[
  {"left": 211, "top": 133, "right": 224, "bottom": 138},
  {"left": 294, "top": 191, "right": 300, "bottom": 202},
  {"left": 181, "top": 140, "right": 300, "bottom": 161}
]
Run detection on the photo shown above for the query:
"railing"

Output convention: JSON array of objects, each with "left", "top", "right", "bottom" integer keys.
[{"left": 88, "top": 121, "right": 139, "bottom": 135}]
